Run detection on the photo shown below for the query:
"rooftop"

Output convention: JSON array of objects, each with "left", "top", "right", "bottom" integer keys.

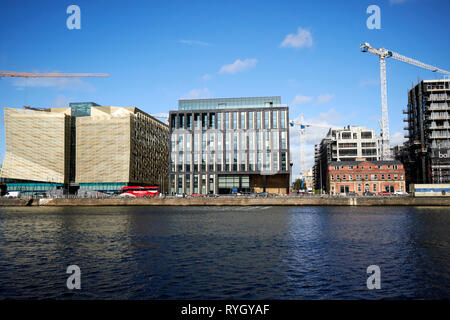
[{"left": 178, "top": 96, "right": 283, "bottom": 111}]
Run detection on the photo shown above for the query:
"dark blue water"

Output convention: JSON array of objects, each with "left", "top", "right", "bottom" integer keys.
[{"left": 0, "top": 206, "right": 449, "bottom": 299}]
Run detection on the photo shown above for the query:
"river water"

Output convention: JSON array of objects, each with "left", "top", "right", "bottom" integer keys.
[{"left": 0, "top": 206, "right": 448, "bottom": 299}]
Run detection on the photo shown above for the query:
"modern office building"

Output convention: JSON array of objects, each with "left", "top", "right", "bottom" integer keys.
[
  {"left": 328, "top": 160, "right": 406, "bottom": 195},
  {"left": 313, "top": 126, "right": 380, "bottom": 193},
  {"left": 0, "top": 107, "right": 72, "bottom": 194},
  {"left": 169, "top": 96, "right": 291, "bottom": 195},
  {"left": 400, "top": 79, "right": 450, "bottom": 184},
  {"left": 0, "top": 103, "right": 169, "bottom": 195}
]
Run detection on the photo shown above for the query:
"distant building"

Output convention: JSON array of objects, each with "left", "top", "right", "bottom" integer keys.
[
  {"left": 328, "top": 160, "right": 405, "bottom": 195},
  {"left": 401, "top": 79, "right": 450, "bottom": 184},
  {"left": 314, "top": 126, "right": 380, "bottom": 192},
  {"left": 169, "top": 97, "right": 291, "bottom": 195},
  {"left": 300, "top": 168, "right": 314, "bottom": 191},
  {"left": 0, "top": 103, "right": 169, "bottom": 195}
]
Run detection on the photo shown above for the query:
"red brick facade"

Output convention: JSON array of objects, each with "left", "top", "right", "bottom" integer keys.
[{"left": 327, "top": 160, "right": 406, "bottom": 195}]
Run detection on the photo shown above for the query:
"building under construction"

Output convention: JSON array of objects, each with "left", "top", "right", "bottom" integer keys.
[
  {"left": 313, "top": 126, "right": 380, "bottom": 192},
  {"left": 397, "top": 79, "right": 450, "bottom": 184},
  {"left": 0, "top": 103, "right": 169, "bottom": 195}
]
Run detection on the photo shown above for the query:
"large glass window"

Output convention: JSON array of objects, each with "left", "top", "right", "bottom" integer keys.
[
  {"left": 265, "top": 131, "right": 270, "bottom": 150},
  {"left": 225, "top": 112, "right": 229, "bottom": 129},
  {"left": 233, "top": 112, "right": 237, "bottom": 129},
  {"left": 272, "top": 111, "right": 278, "bottom": 129},
  {"left": 281, "top": 110, "right": 286, "bottom": 128},
  {"left": 264, "top": 111, "right": 269, "bottom": 129},
  {"left": 257, "top": 152, "right": 262, "bottom": 170},
  {"left": 186, "top": 155, "right": 191, "bottom": 172},
  {"left": 185, "top": 175, "right": 191, "bottom": 194},
  {"left": 186, "top": 134, "right": 191, "bottom": 151},
  {"left": 202, "top": 134, "right": 206, "bottom": 150},
  {"left": 249, "top": 112, "right": 253, "bottom": 129},
  {"left": 256, "top": 112, "right": 261, "bottom": 129},
  {"left": 233, "top": 133, "right": 237, "bottom": 150},
  {"left": 178, "top": 153, "right": 183, "bottom": 172},
  {"left": 281, "top": 152, "right": 287, "bottom": 170},
  {"left": 272, "top": 131, "right": 278, "bottom": 149},
  {"left": 240, "top": 112, "right": 245, "bottom": 129},
  {"left": 209, "top": 134, "right": 214, "bottom": 151},
  {"left": 217, "top": 152, "right": 222, "bottom": 171},
  {"left": 187, "top": 114, "right": 192, "bottom": 130},
  {"left": 218, "top": 132, "right": 222, "bottom": 150},
  {"left": 273, "top": 152, "right": 278, "bottom": 171},
  {"left": 233, "top": 153, "right": 237, "bottom": 171},
  {"left": 281, "top": 132, "right": 287, "bottom": 149},
  {"left": 217, "top": 113, "right": 221, "bottom": 130}
]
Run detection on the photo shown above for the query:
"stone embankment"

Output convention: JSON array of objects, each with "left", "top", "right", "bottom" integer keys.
[{"left": 1, "top": 196, "right": 450, "bottom": 206}]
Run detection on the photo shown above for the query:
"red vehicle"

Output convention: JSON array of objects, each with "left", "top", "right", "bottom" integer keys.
[
  {"left": 119, "top": 186, "right": 159, "bottom": 197},
  {"left": 379, "top": 191, "right": 391, "bottom": 196}
]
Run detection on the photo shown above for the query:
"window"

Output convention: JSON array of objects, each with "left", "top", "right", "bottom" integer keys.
[
  {"left": 240, "top": 112, "right": 245, "bottom": 129},
  {"left": 225, "top": 112, "right": 229, "bottom": 129},
  {"left": 233, "top": 112, "right": 237, "bottom": 129},
  {"left": 358, "top": 184, "right": 361, "bottom": 192},
  {"left": 249, "top": 112, "right": 254, "bottom": 129},
  {"left": 349, "top": 174, "right": 352, "bottom": 181},
  {"left": 281, "top": 152, "right": 287, "bottom": 171},
  {"left": 264, "top": 111, "right": 269, "bottom": 129},
  {"left": 265, "top": 131, "right": 270, "bottom": 150},
  {"left": 281, "top": 132, "right": 287, "bottom": 149},
  {"left": 272, "top": 111, "right": 278, "bottom": 129},
  {"left": 382, "top": 174, "right": 385, "bottom": 180},
  {"left": 272, "top": 131, "right": 278, "bottom": 149},
  {"left": 256, "top": 112, "right": 261, "bottom": 129},
  {"left": 331, "top": 175, "right": 334, "bottom": 180},
  {"left": 217, "top": 113, "right": 222, "bottom": 130},
  {"left": 373, "top": 184, "right": 377, "bottom": 192},
  {"left": 281, "top": 110, "right": 286, "bottom": 128}
]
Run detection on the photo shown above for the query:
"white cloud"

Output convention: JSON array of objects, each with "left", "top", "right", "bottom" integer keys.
[
  {"left": 202, "top": 74, "right": 212, "bottom": 81},
  {"left": 291, "top": 94, "right": 313, "bottom": 106},
  {"left": 219, "top": 58, "right": 258, "bottom": 75},
  {"left": 12, "top": 77, "right": 95, "bottom": 92},
  {"left": 280, "top": 27, "right": 313, "bottom": 49},
  {"left": 178, "top": 40, "right": 211, "bottom": 46},
  {"left": 317, "top": 93, "right": 333, "bottom": 104},
  {"left": 180, "top": 88, "right": 210, "bottom": 99}
]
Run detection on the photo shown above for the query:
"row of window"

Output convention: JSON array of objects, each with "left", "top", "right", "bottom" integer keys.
[
  {"left": 331, "top": 184, "right": 404, "bottom": 193},
  {"left": 170, "top": 152, "right": 288, "bottom": 173},
  {"left": 170, "top": 110, "right": 287, "bottom": 131},
  {"left": 332, "top": 164, "right": 399, "bottom": 170},
  {"left": 171, "top": 131, "right": 288, "bottom": 152},
  {"left": 331, "top": 173, "right": 404, "bottom": 181}
]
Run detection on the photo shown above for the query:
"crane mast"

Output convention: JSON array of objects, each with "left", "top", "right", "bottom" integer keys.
[{"left": 360, "top": 42, "right": 450, "bottom": 160}]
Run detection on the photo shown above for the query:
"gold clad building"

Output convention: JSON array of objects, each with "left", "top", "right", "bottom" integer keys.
[{"left": 0, "top": 103, "right": 169, "bottom": 195}]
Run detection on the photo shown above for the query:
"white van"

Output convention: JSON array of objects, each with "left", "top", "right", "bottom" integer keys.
[{"left": 4, "top": 191, "right": 21, "bottom": 198}]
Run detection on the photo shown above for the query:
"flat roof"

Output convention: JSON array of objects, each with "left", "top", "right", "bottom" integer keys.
[{"left": 178, "top": 96, "right": 283, "bottom": 111}]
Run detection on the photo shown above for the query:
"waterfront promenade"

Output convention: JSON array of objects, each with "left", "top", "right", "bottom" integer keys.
[{"left": 1, "top": 195, "right": 450, "bottom": 206}]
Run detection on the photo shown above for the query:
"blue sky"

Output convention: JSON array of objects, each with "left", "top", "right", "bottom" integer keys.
[{"left": 1, "top": 0, "right": 449, "bottom": 178}]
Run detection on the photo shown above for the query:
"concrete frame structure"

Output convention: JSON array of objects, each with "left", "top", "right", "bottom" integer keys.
[
  {"left": 328, "top": 160, "right": 405, "bottom": 195},
  {"left": 398, "top": 79, "right": 450, "bottom": 184},
  {"left": 314, "top": 126, "right": 380, "bottom": 192},
  {"left": 169, "top": 97, "right": 291, "bottom": 195}
]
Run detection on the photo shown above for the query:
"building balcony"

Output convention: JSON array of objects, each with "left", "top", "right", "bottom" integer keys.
[
  {"left": 402, "top": 109, "right": 409, "bottom": 114},
  {"left": 403, "top": 117, "right": 409, "bottom": 122}
]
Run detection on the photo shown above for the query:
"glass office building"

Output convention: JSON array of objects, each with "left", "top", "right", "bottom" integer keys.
[{"left": 169, "top": 97, "right": 290, "bottom": 195}]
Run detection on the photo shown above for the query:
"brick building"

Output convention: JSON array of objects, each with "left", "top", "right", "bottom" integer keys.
[{"left": 328, "top": 160, "right": 406, "bottom": 195}]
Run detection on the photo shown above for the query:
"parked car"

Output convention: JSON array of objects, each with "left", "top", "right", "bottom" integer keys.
[
  {"left": 379, "top": 191, "right": 392, "bottom": 196},
  {"left": 393, "top": 191, "right": 408, "bottom": 196},
  {"left": 256, "top": 192, "right": 269, "bottom": 197},
  {"left": 205, "top": 193, "right": 219, "bottom": 198},
  {"left": 4, "top": 191, "right": 21, "bottom": 198}
]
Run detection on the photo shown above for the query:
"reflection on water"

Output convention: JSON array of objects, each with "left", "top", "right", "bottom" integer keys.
[{"left": 0, "top": 206, "right": 449, "bottom": 299}]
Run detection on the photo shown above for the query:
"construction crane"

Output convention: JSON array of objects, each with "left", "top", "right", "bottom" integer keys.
[
  {"left": 0, "top": 71, "right": 109, "bottom": 78},
  {"left": 290, "top": 114, "right": 341, "bottom": 175},
  {"left": 360, "top": 42, "right": 450, "bottom": 160}
]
